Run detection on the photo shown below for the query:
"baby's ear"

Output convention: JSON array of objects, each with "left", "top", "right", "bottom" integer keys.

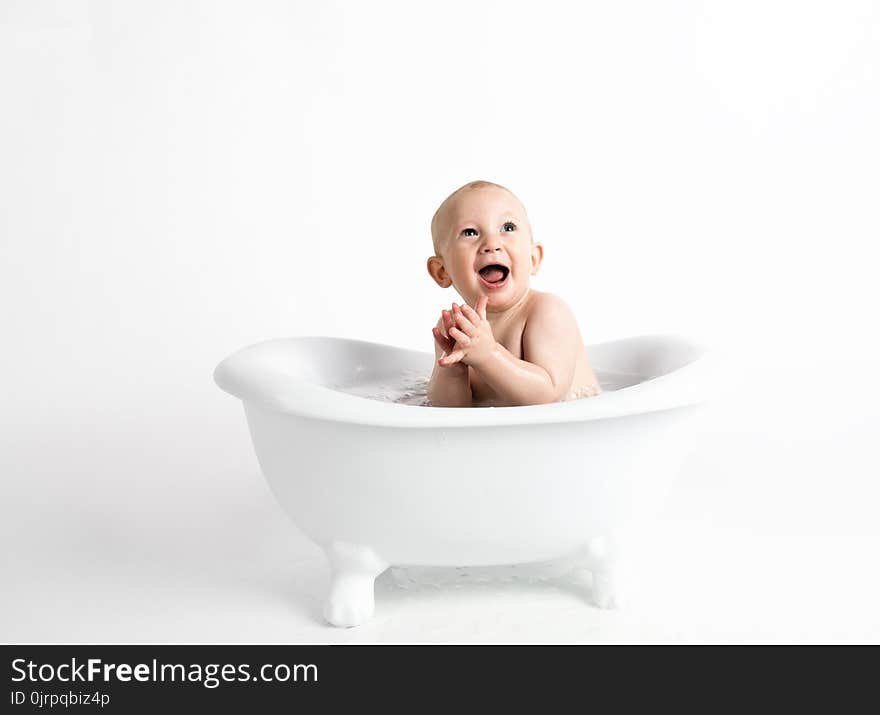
[
  {"left": 529, "top": 242, "right": 544, "bottom": 275},
  {"left": 427, "top": 256, "right": 453, "bottom": 288}
]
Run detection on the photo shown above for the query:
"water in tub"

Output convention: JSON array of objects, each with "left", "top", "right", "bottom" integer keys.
[
  {"left": 326, "top": 366, "right": 643, "bottom": 589},
  {"left": 329, "top": 368, "right": 641, "bottom": 407}
]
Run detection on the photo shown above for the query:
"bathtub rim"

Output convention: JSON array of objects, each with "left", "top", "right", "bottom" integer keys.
[{"left": 213, "top": 333, "right": 718, "bottom": 429}]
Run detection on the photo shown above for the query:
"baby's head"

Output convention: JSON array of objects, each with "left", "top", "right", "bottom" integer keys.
[{"left": 427, "top": 180, "right": 543, "bottom": 313}]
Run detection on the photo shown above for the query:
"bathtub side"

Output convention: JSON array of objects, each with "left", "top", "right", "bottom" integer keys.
[
  {"left": 243, "top": 400, "right": 705, "bottom": 567},
  {"left": 216, "top": 334, "right": 717, "bottom": 429}
]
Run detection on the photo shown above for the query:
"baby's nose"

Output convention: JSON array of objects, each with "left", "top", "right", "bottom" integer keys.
[{"left": 481, "top": 245, "right": 502, "bottom": 252}]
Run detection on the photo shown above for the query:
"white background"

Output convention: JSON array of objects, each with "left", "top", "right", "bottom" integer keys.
[{"left": 2, "top": 0, "right": 878, "bottom": 642}]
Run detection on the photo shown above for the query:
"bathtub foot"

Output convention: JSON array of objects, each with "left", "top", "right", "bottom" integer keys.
[
  {"left": 322, "top": 542, "right": 388, "bottom": 628},
  {"left": 591, "top": 570, "right": 617, "bottom": 610},
  {"left": 580, "top": 536, "right": 620, "bottom": 610}
]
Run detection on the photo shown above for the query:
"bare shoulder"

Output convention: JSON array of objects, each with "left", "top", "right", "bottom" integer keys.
[
  {"left": 520, "top": 291, "right": 587, "bottom": 397},
  {"left": 523, "top": 290, "right": 579, "bottom": 331}
]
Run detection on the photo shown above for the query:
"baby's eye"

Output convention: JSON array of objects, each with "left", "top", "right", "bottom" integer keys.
[
  {"left": 502, "top": 222, "right": 517, "bottom": 232},
  {"left": 461, "top": 228, "right": 479, "bottom": 238}
]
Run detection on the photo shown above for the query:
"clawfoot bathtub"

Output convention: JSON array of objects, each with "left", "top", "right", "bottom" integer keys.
[{"left": 214, "top": 334, "right": 712, "bottom": 627}]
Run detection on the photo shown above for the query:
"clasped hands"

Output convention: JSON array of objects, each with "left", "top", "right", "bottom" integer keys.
[{"left": 432, "top": 295, "right": 497, "bottom": 369}]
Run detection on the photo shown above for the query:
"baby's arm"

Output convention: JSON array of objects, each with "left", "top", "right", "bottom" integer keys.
[
  {"left": 445, "top": 295, "right": 577, "bottom": 406},
  {"left": 427, "top": 309, "right": 473, "bottom": 407}
]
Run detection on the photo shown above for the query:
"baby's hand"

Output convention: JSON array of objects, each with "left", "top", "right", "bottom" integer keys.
[
  {"left": 432, "top": 308, "right": 457, "bottom": 359},
  {"left": 438, "top": 296, "right": 496, "bottom": 368}
]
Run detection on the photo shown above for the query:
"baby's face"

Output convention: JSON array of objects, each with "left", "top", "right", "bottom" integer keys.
[{"left": 428, "top": 186, "right": 543, "bottom": 313}]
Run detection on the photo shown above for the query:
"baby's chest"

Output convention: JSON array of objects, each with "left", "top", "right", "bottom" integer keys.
[
  {"left": 469, "top": 332, "right": 523, "bottom": 402},
  {"left": 493, "top": 322, "right": 525, "bottom": 358},
  {"left": 495, "top": 331, "right": 524, "bottom": 360}
]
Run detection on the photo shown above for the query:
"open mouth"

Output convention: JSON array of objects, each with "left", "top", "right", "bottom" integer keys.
[{"left": 477, "top": 264, "right": 510, "bottom": 289}]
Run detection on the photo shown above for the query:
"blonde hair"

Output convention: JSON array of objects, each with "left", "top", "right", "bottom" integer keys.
[{"left": 430, "top": 180, "right": 523, "bottom": 254}]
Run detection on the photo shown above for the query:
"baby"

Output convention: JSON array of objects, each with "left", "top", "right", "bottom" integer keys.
[{"left": 426, "top": 180, "right": 602, "bottom": 407}]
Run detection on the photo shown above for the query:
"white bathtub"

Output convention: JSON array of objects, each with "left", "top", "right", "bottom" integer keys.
[{"left": 214, "top": 334, "right": 713, "bottom": 627}]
